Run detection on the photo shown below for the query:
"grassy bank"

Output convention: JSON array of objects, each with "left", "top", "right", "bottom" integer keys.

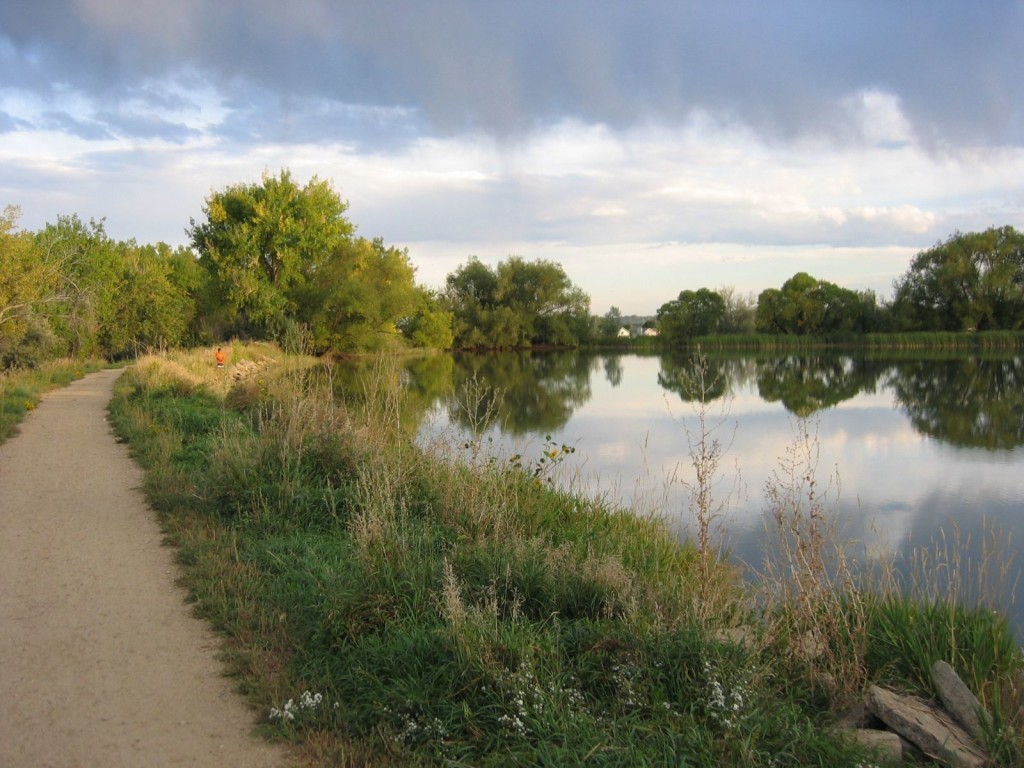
[
  {"left": 0, "top": 358, "right": 106, "bottom": 444},
  {"left": 107, "top": 344, "right": 1024, "bottom": 766},
  {"left": 668, "top": 330, "right": 1024, "bottom": 352}
]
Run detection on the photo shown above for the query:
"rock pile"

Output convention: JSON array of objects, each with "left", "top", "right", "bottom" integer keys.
[
  {"left": 841, "top": 660, "right": 989, "bottom": 767},
  {"left": 230, "top": 357, "right": 275, "bottom": 382}
]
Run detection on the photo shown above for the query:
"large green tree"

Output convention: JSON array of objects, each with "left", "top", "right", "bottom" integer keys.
[
  {"left": 302, "top": 237, "right": 425, "bottom": 353},
  {"left": 657, "top": 288, "right": 727, "bottom": 343},
  {"left": 892, "top": 226, "right": 1024, "bottom": 332},
  {"left": 444, "top": 257, "right": 500, "bottom": 348},
  {"left": 100, "top": 242, "right": 195, "bottom": 356},
  {"left": 188, "top": 169, "right": 354, "bottom": 338},
  {"left": 26, "top": 215, "right": 194, "bottom": 359},
  {"left": 755, "top": 272, "right": 876, "bottom": 336},
  {"left": 1, "top": 206, "right": 64, "bottom": 362},
  {"left": 444, "top": 256, "right": 590, "bottom": 349}
]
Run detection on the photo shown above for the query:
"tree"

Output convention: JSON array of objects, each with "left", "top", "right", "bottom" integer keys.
[
  {"left": 718, "top": 286, "right": 757, "bottom": 334},
  {"left": 100, "top": 242, "right": 194, "bottom": 356},
  {"left": 656, "top": 288, "right": 726, "bottom": 344},
  {"left": 303, "top": 237, "right": 423, "bottom": 353},
  {"left": 399, "top": 288, "right": 454, "bottom": 349},
  {"left": 598, "top": 306, "right": 624, "bottom": 340},
  {"left": 755, "top": 272, "right": 872, "bottom": 336},
  {"left": 1, "top": 206, "right": 62, "bottom": 360},
  {"left": 892, "top": 226, "right": 1024, "bottom": 332},
  {"left": 31, "top": 214, "right": 122, "bottom": 357},
  {"left": 443, "top": 256, "right": 590, "bottom": 349},
  {"left": 442, "top": 257, "right": 499, "bottom": 348},
  {"left": 29, "top": 215, "right": 196, "bottom": 359},
  {"left": 188, "top": 169, "right": 354, "bottom": 338},
  {"left": 495, "top": 257, "right": 590, "bottom": 347}
]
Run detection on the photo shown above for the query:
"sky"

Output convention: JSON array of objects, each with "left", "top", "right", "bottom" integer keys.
[{"left": 2, "top": 1, "right": 1023, "bottom": 316}]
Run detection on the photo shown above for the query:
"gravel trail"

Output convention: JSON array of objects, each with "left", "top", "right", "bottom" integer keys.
[{"left": 0, "top": 369, "right": 292, "bottom": 767}]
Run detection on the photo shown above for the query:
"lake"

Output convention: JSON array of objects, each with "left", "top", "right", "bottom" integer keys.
[{"left": 401, "top": 349, "right": 1024, "bottom": 634}]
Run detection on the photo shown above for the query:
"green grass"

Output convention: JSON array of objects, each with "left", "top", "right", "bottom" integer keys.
[
  {"left": 668, "top": 330, "right": 1024, "bottom": 352},
  {"left": 107, "top": 344, "right": 1024, "bottom": 766}
]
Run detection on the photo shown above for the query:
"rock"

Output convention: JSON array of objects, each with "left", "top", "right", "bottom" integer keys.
[
  {"left": 865, "top": 685, "right": 986, "bottom": 768},
  {"left": 842, "top": 728, "right": 902, "bottom": 763},
  {"left": 835, "top": 701, "right": 885, "bottom": 730},
  {"left": 932, "top": 660, "right": 986, "bottom": 740}
]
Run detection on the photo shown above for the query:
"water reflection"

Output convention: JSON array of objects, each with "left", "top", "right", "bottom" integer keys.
[
  {"left": 891, "top": 355, "right": 1024, "bottom": 450},
  {"left": 400, "top": 349, "right": 1024, "bottom": 634},
  {"left": 755, "top": 355, "right": 891, "bottom": 417},
  {"left": 447, "top": 351, "right": 593, "bottom": 435}
]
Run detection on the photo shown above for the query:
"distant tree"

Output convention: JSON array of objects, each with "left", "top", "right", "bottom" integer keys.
[
  {"left": 891, "top": 226, "right": 1024, "bottom": 331},
  {"left": 718, "top": 286, "right": 757, "bottom": 335},
  {"left": 28, "top": 215, "right": 194, "bottom": 359},
  {"left": 103, "top": 242, "right": 195, "bottom": 356},
  {"left": 188, "top": 169, "right": 354, "bottom": 339},
  {"left": 444, "top": 256, "right": 590, "bottom": 348},
  {"left": 496, "top": 257, "right": 590, "bottom": 346},
  {"left": 657, "top": 288, "right": 726, "bottom": 343},
  {"left": 444, "top": 257, "right": 500, "bottom": 348},
  {"left": 599, "top": 305, "right": 624, "bottom": 340},
  {"left": 32, "top": 214, "right": 121, "bottom": 357},
  {"left": 399, "top": 288, "right": 455, "bottom": 350},
  {"left": 1, "top": 206, "right": 65, "bottom": 362},
  {"left": 755, "top": 272, "right": 872, "bottom": 336}
]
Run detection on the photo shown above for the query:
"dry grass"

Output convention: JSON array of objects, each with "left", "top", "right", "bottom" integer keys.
[{"left": 757, "top": 417, "right": 868, "bottom": 704}]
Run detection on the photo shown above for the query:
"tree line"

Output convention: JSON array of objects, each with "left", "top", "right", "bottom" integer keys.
[
  {"left": 652, "top": 226, "right": 1024, "bottom": 345},
  {"left": 4, "top": 167, "right": 1024, "bottom": 367}
]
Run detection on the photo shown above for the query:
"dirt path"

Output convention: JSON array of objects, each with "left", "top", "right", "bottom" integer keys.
[{"left": 0, "top": 369, "right": 292, "bottom": 767}]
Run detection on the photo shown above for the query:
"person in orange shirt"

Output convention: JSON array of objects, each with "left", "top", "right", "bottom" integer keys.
[{"left": 215, "top": 347, "right": 226, "bottom": 368}]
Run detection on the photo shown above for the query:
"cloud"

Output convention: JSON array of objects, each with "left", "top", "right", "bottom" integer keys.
[
  {"left": 3, "top": 1, "right": 1023, "bottom": 146},
  {"left": 2, "top": 2, "right": 1024, "bottom": 316}
]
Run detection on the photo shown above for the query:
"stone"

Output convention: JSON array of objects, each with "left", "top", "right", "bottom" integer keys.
[
  {"left": 865, "top": 685, "right": 986, "bottom": 768},
  {"left": 841, "top": 728, "right": 902, "bottom": 763},
  {"left": 932, "top": 660, "right": 986, "bottom": 740}
]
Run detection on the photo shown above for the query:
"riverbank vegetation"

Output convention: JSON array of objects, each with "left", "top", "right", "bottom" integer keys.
[
  {"left": 105, "top": 343, "right": 1024, "bottom": 766},
  {"left": 6, "top": 172, "right": 1024, "bottom": 370}
]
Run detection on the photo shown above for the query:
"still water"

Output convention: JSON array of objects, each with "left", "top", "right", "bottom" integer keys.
[{"left": 403, "top": 350, "right": 1024, "bottom": 630}]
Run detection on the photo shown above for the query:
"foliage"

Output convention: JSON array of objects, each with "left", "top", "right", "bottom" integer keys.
[
  {"left": 718, "top": 286, "right": 758, "bottom": 335},
  {"left": 596, "top": 305, "right": 624, "bottom": 341},
  {"left": 892, "top": 226, "right": 1024, "bottom": 332},
  {"left": 755, "top": 273, "right": 878, "bottom": 337},
  {"left": 25, "top": 215, "right": 196, "bottom": 360},
  {"left": 301, "top": 237, "right": 424, "bottom": 353},
  {"left": 657, "top": 287, "right": 727, "bottom": 343},
  {"left": 444, "top": 256, "right": 591, "bottom": 349},
  {"left": 188, "top": 170, "right": 449, "bottom": 353},
  {"left": 398, "top": 289, "right": 456, "bottom": 350},
  {"left": 0, "top": 206, "right": 64, "bottom": 360},
  {"left": 188, "top": 169, "right": 354, "bottom": 339}
]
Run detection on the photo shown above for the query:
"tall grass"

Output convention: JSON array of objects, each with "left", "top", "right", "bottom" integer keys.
[
  {"left": 665, "top": 330, "right": 1024, "bottom": 352},
  {"left": 108, "top": 343, "right": 1023, "bottom": 766},
  {"left": 757, "top": 417, "right": 869, "bottom": 704},
  {"left": 751, "top": 413, "right": 1024, "bottom": 762}
]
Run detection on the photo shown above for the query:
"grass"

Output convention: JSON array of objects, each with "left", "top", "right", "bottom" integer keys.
[
  {"left": 106, "top": 343, "right": 1024, "bottom": 766},
  {"left": 665, "top": 330, "right": 1024, "bottom": 352},
  {"left": 0, "top": 357, "right": 106, "bottom": 443}
]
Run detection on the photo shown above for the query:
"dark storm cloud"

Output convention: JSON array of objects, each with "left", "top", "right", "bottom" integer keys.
[{"left": 2, "top": 1, "right": 1022, "bottom": 146}]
